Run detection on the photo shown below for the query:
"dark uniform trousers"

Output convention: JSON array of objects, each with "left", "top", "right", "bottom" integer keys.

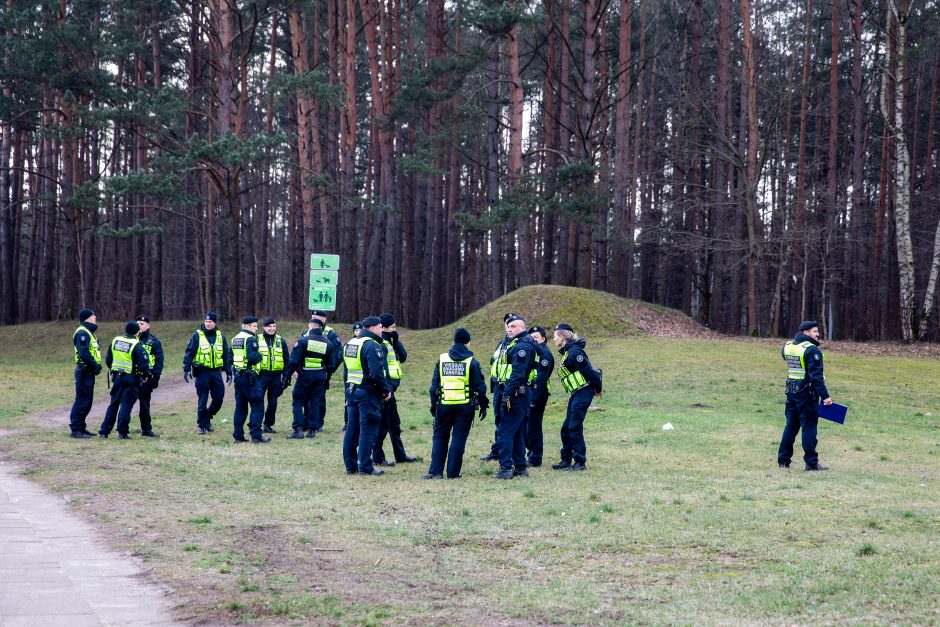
[
  {"left": 69, "top": 368, "right": 96, "bottom": 433},
  {"left": 137, "top": 378, "right": 156, "bottom": 433},
  {"left": 560, "top": 387, "right": 593, "bottom": 464},
  {"left": 343, "top": 387, "right": 382, "bottom": 473},
  {"left": 497, "top": 388, "right": 530, "bottom": 470},
  {"left": 778, "top": 390, "right": 819, "bottom": 466},
  {"left": 488, "top": 385, "right": 503, "bottom": 457},
  {"left": 292, "top": 371, "right": 326, "bottom": 432},
  {"left": 258, "top": 371, "right": 284, "bottom": 427},
  {"left": 194, "top": 368, "right": 225, "bottom": 429},
  {"left": 99, "top": 373, "right": 141, "bottom": 436},
  {"left": 525, "top": 396, "right": 548, "bottom": 465},
  {"left": 429, "top": 405, "right": 475, "bottom": 478},
  {"left": 233, "top": 371, "right": 264, "bottom": 440},
  {"left": 374, "top": 393, "right": 407, "bottom": 463},
  {"left": 304, "top": 388, "right": 328, "bottom": 431}
]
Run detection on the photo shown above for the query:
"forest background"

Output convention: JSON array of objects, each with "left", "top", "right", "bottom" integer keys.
[{"left": 1, "top": 0, "right": 939, "bottom": 341}]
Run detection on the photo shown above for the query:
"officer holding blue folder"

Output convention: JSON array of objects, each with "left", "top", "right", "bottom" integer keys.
[{"left": 778, "top": 321, "right": 833, "bottom": 471}]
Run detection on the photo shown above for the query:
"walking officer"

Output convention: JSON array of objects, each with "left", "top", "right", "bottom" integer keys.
[
  {"left": 182, "top": 312, "right": 232, "bottom": 435},
  {"left": 374, "top": 313, "right": 416, "bottom": 466},
  {"left": 525, "top": 326, "right": 554, "bottom": 467},
  {"left": 283, "top": 317, "right": 336, "bottom": 439},
  {"left": 480, "top": 313, "right": 517, "bottom": 461},
  {"left": 778, "top": 321, "right": 833, "bottom": 471},
  {"left": 342, "top": 321, "right": 363, "bottom": 432},
  {"left": 231, "top": 316, "right": 269, "bottom": 443},
  {"left": 134, "top": 315, "right": 163, "bottom": 437},
  {"left": 342, "top": 316, "right": 391, "bottom": 476},
  {"left": 257, "top": 317, "right": 290, "bottom": 434},
  {"left": 424, "top": 328, "right": 488, "bottom": 479},
  {"left": 69, "top": 308, "right": 102, "bottom": 439},
  {"left": 493, "top": 315, "right": 537, "bottom": 480},
  {"left": 551, "top": 323, "right": 602, "bottom": 471},
  {"left": 305, "top": 310, "right": 343, "bottom": 432},
  {"left": 98, "top": 321, "right": 151, "bottom": 439}
]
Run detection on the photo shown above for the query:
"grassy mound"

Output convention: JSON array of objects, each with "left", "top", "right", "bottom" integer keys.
[{"left": 453, "top": 284, "right": 714, "bottom": 340}]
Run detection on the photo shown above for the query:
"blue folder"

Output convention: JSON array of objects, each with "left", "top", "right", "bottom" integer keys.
[{"left": 818, "top": 402, "right": 847, "bottom": 424}]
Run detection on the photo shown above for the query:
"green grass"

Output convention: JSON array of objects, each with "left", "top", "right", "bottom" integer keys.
[{"left": 0, "top": 305, "right": 939, "bottom": 624}]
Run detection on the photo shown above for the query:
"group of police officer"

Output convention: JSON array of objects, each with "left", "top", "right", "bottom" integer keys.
[{"left": 68, "top": 303, "right": 831, "bottom": 475}]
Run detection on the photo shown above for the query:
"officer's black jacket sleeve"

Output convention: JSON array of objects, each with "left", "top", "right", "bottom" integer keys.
[
  {"left": 74, "top": 330, "right": 97, "bottom": 370},
  {"left": 392, "top": 339, "right": 407, "bottom": 363},
  {"left": 284, "top": 338, "right": 307, "bottom": 378},
  {"left": 221, "top": 335, "right": 233, "bottom": 374},
  {"left": 327, "top": 330, "right": 343, "bottom": 375},
  {"left": 569, "top": 346, "right": 602, "bottom": 393},
  {"left": 245, "top": 336, "right": 262, "bottom": 368},
  {"left": 429, "top": 359, "right": 441, "bottom": 403},
  {"left": 504, "top": 340, "right": 535, "bottom": 392},
  {"left": 182, "top": 332, "right": 199, "bottom": 372},
  {"left": 470, "top": 358, "right": 488, "bottom": 406},
  {"left": 804, "top": 346, "right": 829, "bottom": 399},
  {"left": 151, "top": 337, "right": 164, "bottom": 377},
  {"left": 104, "top": 342, "right": 113, "bottom": 370},
  {"left": 133, "top": 343, "right": 151, "bottom": 377},
  {"left": 362, "top": 339, "right": 391, "bottom": 394}
]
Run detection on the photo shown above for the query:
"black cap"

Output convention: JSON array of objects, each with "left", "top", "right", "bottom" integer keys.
[
  {"left": 506, "top": 314, "right": 525, "bottom": 324},
  {"left": 135, "top": 315, "right": 150, "bottom": 324},
  {"left": 528, "top": 325, "right": 546, "bottom": 337},
  {"left": 310, "top": 310, "right": 328, "bottom": 318},
  {"left": 308, "top": 318, "right": 324, "bottom": 328},
  {"left": 242, "top": 315, "right": 258, "bottom": 325},
  {"left": 125, "top": 321, "right": 140, "bottom": 335},
  {"left": 379, "top": 313, "right": 395, "bottom": 327},
  {"left": 263, "top": 317, "right": 276, "bottom": 327},
  {"left": 504, "top": 312, "right": 518, "bottom": 323},
  {"left": 352, "top": 321, "right": 363, "bottom": 330},
  {"left": 798, "top": 320, "right": 819, "bottom": 331},
  {"left": 554, "top": 323, "right": 574, "bottom": 333},
  {"left": 78, "top": 308, "right": 95, "bottom": 322},
  {"left": 454, "top": 327, "right": 471, "bottom": 344},
  {"left": 361, "top": 316, "right": 382, "bottom": 328},
  {"left": 204, "top": 312, "right": 218, "bottom": 323}
]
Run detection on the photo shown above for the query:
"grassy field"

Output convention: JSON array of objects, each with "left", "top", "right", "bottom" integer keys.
[{"left": 0, "top": 291, "right": 938, "bottom": 625}]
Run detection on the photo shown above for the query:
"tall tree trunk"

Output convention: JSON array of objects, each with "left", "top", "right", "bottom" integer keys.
[{"left": 739, "top": 0, "right": 759, "bottom": 335}]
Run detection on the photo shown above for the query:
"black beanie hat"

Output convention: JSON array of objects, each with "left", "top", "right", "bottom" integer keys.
[
  {"left": 361, "top": 315, "right": 382, "bottom": 329},
  {"left": 379, "top": 313, "right": 395, "bottom": 327},
  {"left": 263, "top": 317, "right": 276, "bottom": 327},
  {"left": 204, "top": 312, "right": 218, "bottom": 323},
  {"left": 453, "top": 327, "right": 471, "bottom": 344},
  {"left": 78, "top": 308, "right": 95, "bottom": 322},
  {"left": 242, "top": 315, "right": 258, "bottom": 325},
  {"left": 125, "top": 321, "right": 140, "bottom": 335},
  {"left": 798, "top": 320, "right": 819, "bottom": 331}
]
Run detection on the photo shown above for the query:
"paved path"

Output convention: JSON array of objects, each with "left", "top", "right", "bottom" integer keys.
[{"left": 0, "top": 460, "right": 181, "bottom": 626}]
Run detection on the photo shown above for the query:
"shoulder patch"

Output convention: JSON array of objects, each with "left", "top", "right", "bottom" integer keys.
[
  {"left": 541, "top": 359, "right": 548, "bottom": 367},
  {"left": 576, "top": 354, "right": 585, "bottom": 363},
  {"left": 518, "top": 350, "right": 526, "bottom": 357},
  {"left": 814, "top": 354, "right": 820, "bottom": 361},
  {"left": 375, "top": 349, "right": 383, "bottom": 358},
  {"left": 293, "top": 341, "right": 300, "bottom": 348},
  {"left": 77, "top": 335, "right": 88, "bottom": 344}
]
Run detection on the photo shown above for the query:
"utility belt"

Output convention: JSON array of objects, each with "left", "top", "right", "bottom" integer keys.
[
  {"left": 193, "top": 365, "right": 223, "bottom": 372},
  {"left": 234, "top": 368, "right": 258, "bottom": 378},
  {"left": 498, "top": 382, "right": 527, "bottom": 395},
  {"left": 347, "top": 382, "right": 383, "bottom": 396}
]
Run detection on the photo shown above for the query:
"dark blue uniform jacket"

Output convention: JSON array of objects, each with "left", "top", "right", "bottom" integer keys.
[
  {"left": 559, "top": 339, "right": 602, "bottom": 394},
  {"left": 429, "top": 343, "right": 488, "bottom": 408},
  {"left": 783, "top": 332, "right": 829, "bottom": 399}
]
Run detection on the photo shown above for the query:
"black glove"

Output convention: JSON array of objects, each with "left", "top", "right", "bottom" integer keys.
[
  {"left": 429, "top": 403, "right": 437, "bottom": 418},
  {"left": 389, "top": 331, "right": 399, "bottom": 342},
  {"left": 225, "top": 371, "right": 233, "bottom": 385},
  {"left": 92, "top": 364, "right": 102, "bottom": 376},
  {"left": 325, "top": 380, "right": 330, "bottom": 390},
  {"left": 150, "top": 374, "right": 160, "bottom": 389},
  {"left": 479, "top": 397, "right": 489, "bottom": 411},
  {"left": 479, "top": 406, "right": 487, "bottom": 421},
  {"left": 183, "top": 370, "right": 192, "bottom": 383},
  {"left": 281, "top": 376, "right": 291, "bottom": 390}
]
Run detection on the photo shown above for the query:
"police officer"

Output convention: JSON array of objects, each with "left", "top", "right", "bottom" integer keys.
[
  {"left": 493, "top": 315, "right": 537, "bottom": 480},
  {"left": 231, "top": 316, "right": 269, "bottom": 443},
  {"left": 283, "top": 317, "right": 335, "bottom": 439},
  {"left": 525, "top": 326, "right": 555, "bottom": 467},
  {"left": 257, "top": 317, "right": 290, "bottom": 434},
  {"left": 99, "top": 321, "right": 151, "bottom": 439},
  {"left": 551, "top": 323, "right": 602, "bottom": 471},
  {"left": 424, "top": 328, "right": 488, "bottom": 479},
  {"left": 778, "top": 320, "right": 832, "bottom": 471},
  {"left": 480, "top": 313, "right": 517, "bottom": 461},
  {"left": 342, "top": 316, "right": 391, "bottom": 476},
  {"left": 69, "top": 308, "right": 102, "bottom": 438},
  {"left": 134, "top": 315, "right": 163, "bottom": 437},
  {"left": 182, "top": 312, "right": 233, "bottom": 435},
  {"left": 304, "top": 310, "right": 343, "bottom": 432},
  {"left": 373, "top": 313, "right": 416, "bottom": 466},
  {"left": 341, "top": 321, "right": 363, "bottom": 432}
]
